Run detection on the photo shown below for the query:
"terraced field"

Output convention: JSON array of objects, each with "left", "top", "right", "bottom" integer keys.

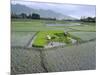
[{"left": 11, "top": 19, "right": 96, "bottom": 75}]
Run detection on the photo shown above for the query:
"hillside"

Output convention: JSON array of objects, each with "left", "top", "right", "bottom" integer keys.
[{"left": 11, "top": 4, "right": 77, "bottom": 20}]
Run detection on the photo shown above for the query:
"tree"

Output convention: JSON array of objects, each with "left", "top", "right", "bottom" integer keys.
[
  {"left": 80, "top": 16, "right": 96, "bottom": 22},
  {"left": 11, "top": 12, "right": 18, "bottom": 18},
  {"left": 20, "top": 13, "right": 27, "bottom": 19},
  {"left": 31, "top": 13, "right": 40, "bottom": 19},
  {"left": 27, "top": 14, "right": 32, "bottom": 19},
  {"left": 93, "top": 17, "right": 96, "bottom": 22}
]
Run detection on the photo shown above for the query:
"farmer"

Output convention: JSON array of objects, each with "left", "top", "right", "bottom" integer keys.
[
  {"left": 46, "top": 34, "right": 51, "bottom": 40},
  {"left": 46, "top": 35, "right": 54, "bottom": 46},
  {"left": 64, "top": 30, "right": 68, "bottom": 36}
]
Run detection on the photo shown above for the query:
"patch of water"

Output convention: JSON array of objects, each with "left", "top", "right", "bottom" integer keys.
[
  {"left": 71, "top": 39, "right": 77, "bottom": 44},
  {"left": 44, "top": 42, "right": 66, "bottom": 48}
]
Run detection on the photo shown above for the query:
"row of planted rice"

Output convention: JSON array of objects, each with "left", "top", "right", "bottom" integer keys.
[
  {"left": 11, "top": 20, "right": 77, "bottom": 32},
  {"left": 11, "top": 48, "right": 46, "bottom": 75},
  {"left": 42, "top": 41, "right": 96, "bottom": 72},
  {"left": 11, "top": 39, "right": 96, "bottom": 74},
  {"left": 11, "top": 32, "right": 36, "bottom": 47},
  {"left": 68, "top": 25, "right": 96, "bottom": 32},
  {"left": 69, "top": 32, "right": 96, "bottom": 41}
]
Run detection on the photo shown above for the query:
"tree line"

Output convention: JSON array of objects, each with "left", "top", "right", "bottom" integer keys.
[
  {"left": 11, "top": 12, "right": 96, "bottom": 22},
  {"left": 80, "top": 16, "right": 96, "bottom": 22},
  {"left": 11, "top": 12, "right": 40, "bottom": 19},
  {"left": 11, "top": 12, "right": 56, "bottom": 20}
]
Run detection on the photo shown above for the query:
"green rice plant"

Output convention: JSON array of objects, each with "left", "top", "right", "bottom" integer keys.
[
  {"left": 32, "top": 31, "right": 63, "bottom": 47},
  {"left": 32, "top": 31, "right": 78, "bottom": 47}
]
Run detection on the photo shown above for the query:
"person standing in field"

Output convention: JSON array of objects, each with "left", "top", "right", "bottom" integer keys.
[{"left": 46, "top": 34, "right": 53, "bottom": 46}]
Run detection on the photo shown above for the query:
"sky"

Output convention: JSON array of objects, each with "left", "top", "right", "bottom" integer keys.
[{"left": 11, "top": 0, "right": 96, "bottom": 19}]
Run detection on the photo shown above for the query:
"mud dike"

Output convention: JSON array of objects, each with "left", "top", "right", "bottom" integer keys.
[{"left": 44, "top": 42, "right": 66, "bottom": 48}]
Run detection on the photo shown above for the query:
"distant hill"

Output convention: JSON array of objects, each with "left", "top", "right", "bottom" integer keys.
[{"left": 11, "top": 4, "right": 77, "bottom": 20}]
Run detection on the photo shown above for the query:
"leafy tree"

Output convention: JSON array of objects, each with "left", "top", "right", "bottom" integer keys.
[
  {"left": 20, "top": 13, "right": 27, "bottom": 19},
  {"left": 31, "top": 13, "right": 40, "bottom": 19},
  {"left": 27, "top": 14, "right": 32, "bottom": 19},
  {"left": 11, "top": 12, "right": 18, "bottom": 18},
  {"left": 80, "top": 16, "right": 96, "bottom": 22}
]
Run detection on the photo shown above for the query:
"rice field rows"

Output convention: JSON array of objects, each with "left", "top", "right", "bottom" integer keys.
[
  {"left": 68, "top": 25, "right": 96, "bottom": 32},
  {"left": 42, "top": 41, "right": 96, "bottom": 72},
  {"left": 11, "top": 32, "right": 36, "bottom": 47},
  {"left": 11, "top": 41, "right": 96, "bottom": 75},
  {"left": 69, "top": 32, "right": 96, "bottom": 41},
  {"left": 11, "top": 19, "right": 96, "bottom": 74},
  {"left": 11, "top": 48, "right": 46, "bottom": 75}
]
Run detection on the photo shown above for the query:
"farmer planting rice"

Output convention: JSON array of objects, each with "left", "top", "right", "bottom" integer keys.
[
  {"left": 46, "top": 34, "right": 51, "bottom": 40},
  {"left": 64, "top": 30, "right": 68, "bottom": 36},
  {"left": 46, "top": 34, "right": 54, "bottom": 46}
]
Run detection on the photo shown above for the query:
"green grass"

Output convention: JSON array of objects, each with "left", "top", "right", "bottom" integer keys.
[
  {"left": 11, "top": 19, "right": 78, "bottom": 32},
  {"left": 32, "top": 31, "right": 82, "bottom": 47},
  {"left": 32, "top": 32, "right": 48, "bottom": 47},
  {"left": 11, "top": 19, "right": 96, "bottom": 32},
  {"left": 32, "top": 31, "right": 65, "bottom": 47},
  {"left": 11, "top": 19, "right": 46, "bottom": 31}
]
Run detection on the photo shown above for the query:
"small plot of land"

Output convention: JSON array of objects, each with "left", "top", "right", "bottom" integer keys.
[
  {"left": 32, "top": 31, "right": 63, "bottom": 47},
  {"left": 32, "top": 31, "right": 78, "bottom": 48},
  {"left": 11, "top": 32, "right": 36, "bottom": 47}
]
